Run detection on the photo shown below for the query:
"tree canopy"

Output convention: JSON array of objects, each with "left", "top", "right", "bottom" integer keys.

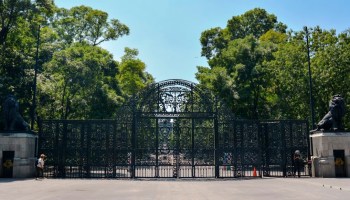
[
  {"left": 197, "top": 8, "right": 350, "bottom": 129},
  {"left": 0, "top": 0, "right": 153, "bottom": 129},
  {"left": 0, "top": 3, "right": 349, "bottom": 130}
]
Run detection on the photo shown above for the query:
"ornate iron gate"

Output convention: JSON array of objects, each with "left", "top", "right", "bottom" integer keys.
[{"left": 38, "top": 79, "right": 310, "bottom": 178}]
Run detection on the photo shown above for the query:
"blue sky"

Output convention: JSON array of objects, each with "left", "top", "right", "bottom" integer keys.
[{"left": 55, "top": 0, "right": 350, "bottom": 83}]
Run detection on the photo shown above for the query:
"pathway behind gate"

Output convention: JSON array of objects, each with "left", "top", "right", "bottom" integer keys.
[{"left": 0, "top": 177, "right": 349, "bottom": 200}]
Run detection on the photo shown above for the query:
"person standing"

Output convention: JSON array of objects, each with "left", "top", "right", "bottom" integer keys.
[
  {"left": 293, "top": 150, "right": 301, "bottom": 178},
  {"left": 36, "top": 154, "right": 46, "bottom": 180}
]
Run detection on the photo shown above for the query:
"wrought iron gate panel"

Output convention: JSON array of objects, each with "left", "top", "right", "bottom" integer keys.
[
  {"left": 134, "top": 117, "right": 157, "bottom": 178},
  {"left": 216, "top": 120, "right": 310, "bottom": 178},
  {"left": 38, "top": 79, "right": 310, "bottom": 179},
  {"left": 235, "top": 120, "right": 261, "bottom": 177},
  {"left": 38, "top": 120, "right": 132, "bottom": 178},
  {"left": 191, "top": 118, "right": 215, "bottom": 178},
  {"left": 38, "top": 120, "right": 62, "bottom": 177},
  {"left": 157, "top": 118, "right": 176, "bottom": 177},
  {"left": 131, "top": 116, "right": 216, "bottom": 178},
  {"left": 284, "top": 121, "right": 310, "bottom": 176},
  {"left": 176, "top": 118, "right": 191, "bottom": 177},
  {"left": 261, "top": 121, "right": 285, "bottom": 177}
]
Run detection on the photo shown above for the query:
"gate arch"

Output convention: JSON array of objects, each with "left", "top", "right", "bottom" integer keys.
[
  {"left": 123, "top": 79, "right": 230, "bottom": 178},
  {"left": 134, "top": 79, "right": 215, "bottom": 113}
]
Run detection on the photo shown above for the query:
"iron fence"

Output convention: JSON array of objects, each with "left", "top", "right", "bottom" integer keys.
[
  {"left": 38, "top": 119, "right": 309, "bottom": 178},
  {"left": 38, "top": 80, "right": 310, "bottom": 179}
]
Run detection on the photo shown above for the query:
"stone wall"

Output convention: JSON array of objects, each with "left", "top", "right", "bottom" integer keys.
[
  {"left": 311, "top": 131, "right": 350, "bottom": 177},
  {"left": 0, "top": 132, "right": 38, "bottom": 178}
]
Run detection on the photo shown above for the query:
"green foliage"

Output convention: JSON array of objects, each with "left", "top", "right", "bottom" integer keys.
[
  {"left": 1, "top": 3, "right": 349, "bottom": 131},
  {"left": 226, "top": 8, "right": 284, "bottom": 40},
  {"left": 198, "top": 35, "right": 279, "bottom": 118},
  {"left": 264, "top": 33, "right": 309, "bottom": 119},
  {"left": 118, "top": 48, "right": 155, "bottom": 97},
  {"left": 53, "top": 5, "right": 129, "bottom": 46},
  {"left": 265, "top": 28, "right": 350, "bottom": 128},
  {"left": 0, "top": 0, "right": 55, "bottom": 120},
  {"left": 200, "top": 27, "right": 226, "bottom": 59},
  {"left": 259, "top": 30, "right": 288, "bottom": 44},
  {"left": 38, "top": 43, "right": 123, "bottom": 119},
  {"left": 311, "top": 29, "right": 350, "bottom": 127},
  {"left": 0, "top": 0, "right": 31, "bottom": 45},
  {"left": 0, "top": 2, "right": 152, "bottom": 126},
  {"left": 200, "top": 8, "right": 286, "bottom": 60},
  {"left": 197, "top": 8, "right": 350, "bottom": 130}
]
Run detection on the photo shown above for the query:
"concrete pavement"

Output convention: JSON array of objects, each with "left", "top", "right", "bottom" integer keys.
[{"left": 0, "top": 177, "right": 349, "bottom": 200}]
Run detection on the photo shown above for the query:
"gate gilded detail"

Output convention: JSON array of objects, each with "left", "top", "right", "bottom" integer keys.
[{"left": 38, "top": 79, "right": 310, "bottom": 178}]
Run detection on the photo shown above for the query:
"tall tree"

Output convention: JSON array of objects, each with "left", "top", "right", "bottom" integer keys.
[
  {"left": 117, "top": 47, "right": 154, "bottom": 97},
  {"left": 197, "top": 8, "right": 286, "bottom": 119},
  {"left": 200, "top": 8, "right": 286, "bottom": 61},
  {"left": 0, "top": 1, "right": 153, "bottom": 125},
  {"left": 0, "top": 0, "right": 30, "bottom": 46},
  {"left": 311, "top": 28, "right": 350, "bottom": 128},
  {"left": 265, "top": 31, "right": 310, "bottom": 119},
  {"left": 0, "top": 0, "right": 55, "bottom": 118},
  {"left": 38, "top": 43, "right": 123, "bottom": 119},
  {"left": 197, "top": 8, "right": 350, "bottom": 127},
  {"left": 265, "top": 27, "right": 350, "bottom": 129},
  {"left": 53, "top": 5, "right": 129, "bottom": 46}
]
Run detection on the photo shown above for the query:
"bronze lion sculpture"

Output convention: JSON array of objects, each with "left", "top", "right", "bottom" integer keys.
[
  {"left": 316, "top": 94, "right": 346, "bottom": 131},
  {"left": 1, "top": 95, "right": 29, "bottom": 131}
]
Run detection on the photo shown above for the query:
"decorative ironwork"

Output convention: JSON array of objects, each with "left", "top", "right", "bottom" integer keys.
[{"left": 38, "top": 79, "right": 310, "bottom": 178}]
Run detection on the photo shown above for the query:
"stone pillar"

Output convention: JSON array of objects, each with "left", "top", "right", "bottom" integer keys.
[
  {"left": 346, "top": 155, "right": 350, "bottom": 177},
  {"left": 311, "top": 156, "right": 319, "bottom": 177},
  {"left": 319, "top": 156, "right": 335, "bottom": 177},
  {"left": 0, "top": 132, "right": 38, "bottom": 178},
  {"left": 310, "top": 131, "right": 350, "bottom": 178}
]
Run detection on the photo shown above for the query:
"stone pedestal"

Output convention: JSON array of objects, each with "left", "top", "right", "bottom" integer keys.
[
  {"left": 0, "top": 132, "right": 38, "bottom": 178},
  {"left": 310, "top": 131, "right": 350, "bottom": 177}
]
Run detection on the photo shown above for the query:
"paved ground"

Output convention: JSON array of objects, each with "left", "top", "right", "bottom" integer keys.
[{"left": 0, "top": 177, "right": 349, "bottom": 200}]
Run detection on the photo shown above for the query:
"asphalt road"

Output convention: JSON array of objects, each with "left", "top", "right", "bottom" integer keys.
[{"left": 0, "top": 177, "right": 349, "bottom": 200}]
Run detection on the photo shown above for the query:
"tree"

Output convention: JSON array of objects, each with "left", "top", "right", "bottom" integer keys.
[
  {"left": 200, "top": 8, "right": 286, "bottom": 60},
  {"left": 264, "top": 27, "right": 350, "bottom": 129},
  {"left": 0, "top": 0, "right": 31, "bottom": 46},
  {"left": 117, "top": 47, "right": 154, "bottom": 97},
  {"left": 197, "top": 8, "right": 350, "bottom": 128},
  {"left": 53, "top": 5, "right": 129, "bottom": 46},
  {"left": 226, "top": 8, "right": 286, "bottom": 40},
  {"left": 38, "top": 43, "right": 123, "bottom": 119},
  {"left": 0, "top": 0, "right": 55, "bottom": 121},
  {"left": 264, "top": 31, "right": 310, "bottom": 119},
  {"left": 0, "top": 1, "right": 153, "bottom": 124},
  {"left": 311, "top": 28, "right": 350, "bottom": 128},
  {"left": 197, "top": 8, "right": 285, "bottom": 119}
]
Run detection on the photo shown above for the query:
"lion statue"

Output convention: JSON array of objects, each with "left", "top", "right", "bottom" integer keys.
[
  {"left": 1, "top": 95, "right": 29, "bottom": 131},
  {"left": 316, "top": 94, "right": 346, "bottom": 131}
]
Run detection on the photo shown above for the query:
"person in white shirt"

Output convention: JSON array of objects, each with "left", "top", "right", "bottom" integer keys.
[{"left": 36, "top": 154, "right": 46, "bottom": 180}]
